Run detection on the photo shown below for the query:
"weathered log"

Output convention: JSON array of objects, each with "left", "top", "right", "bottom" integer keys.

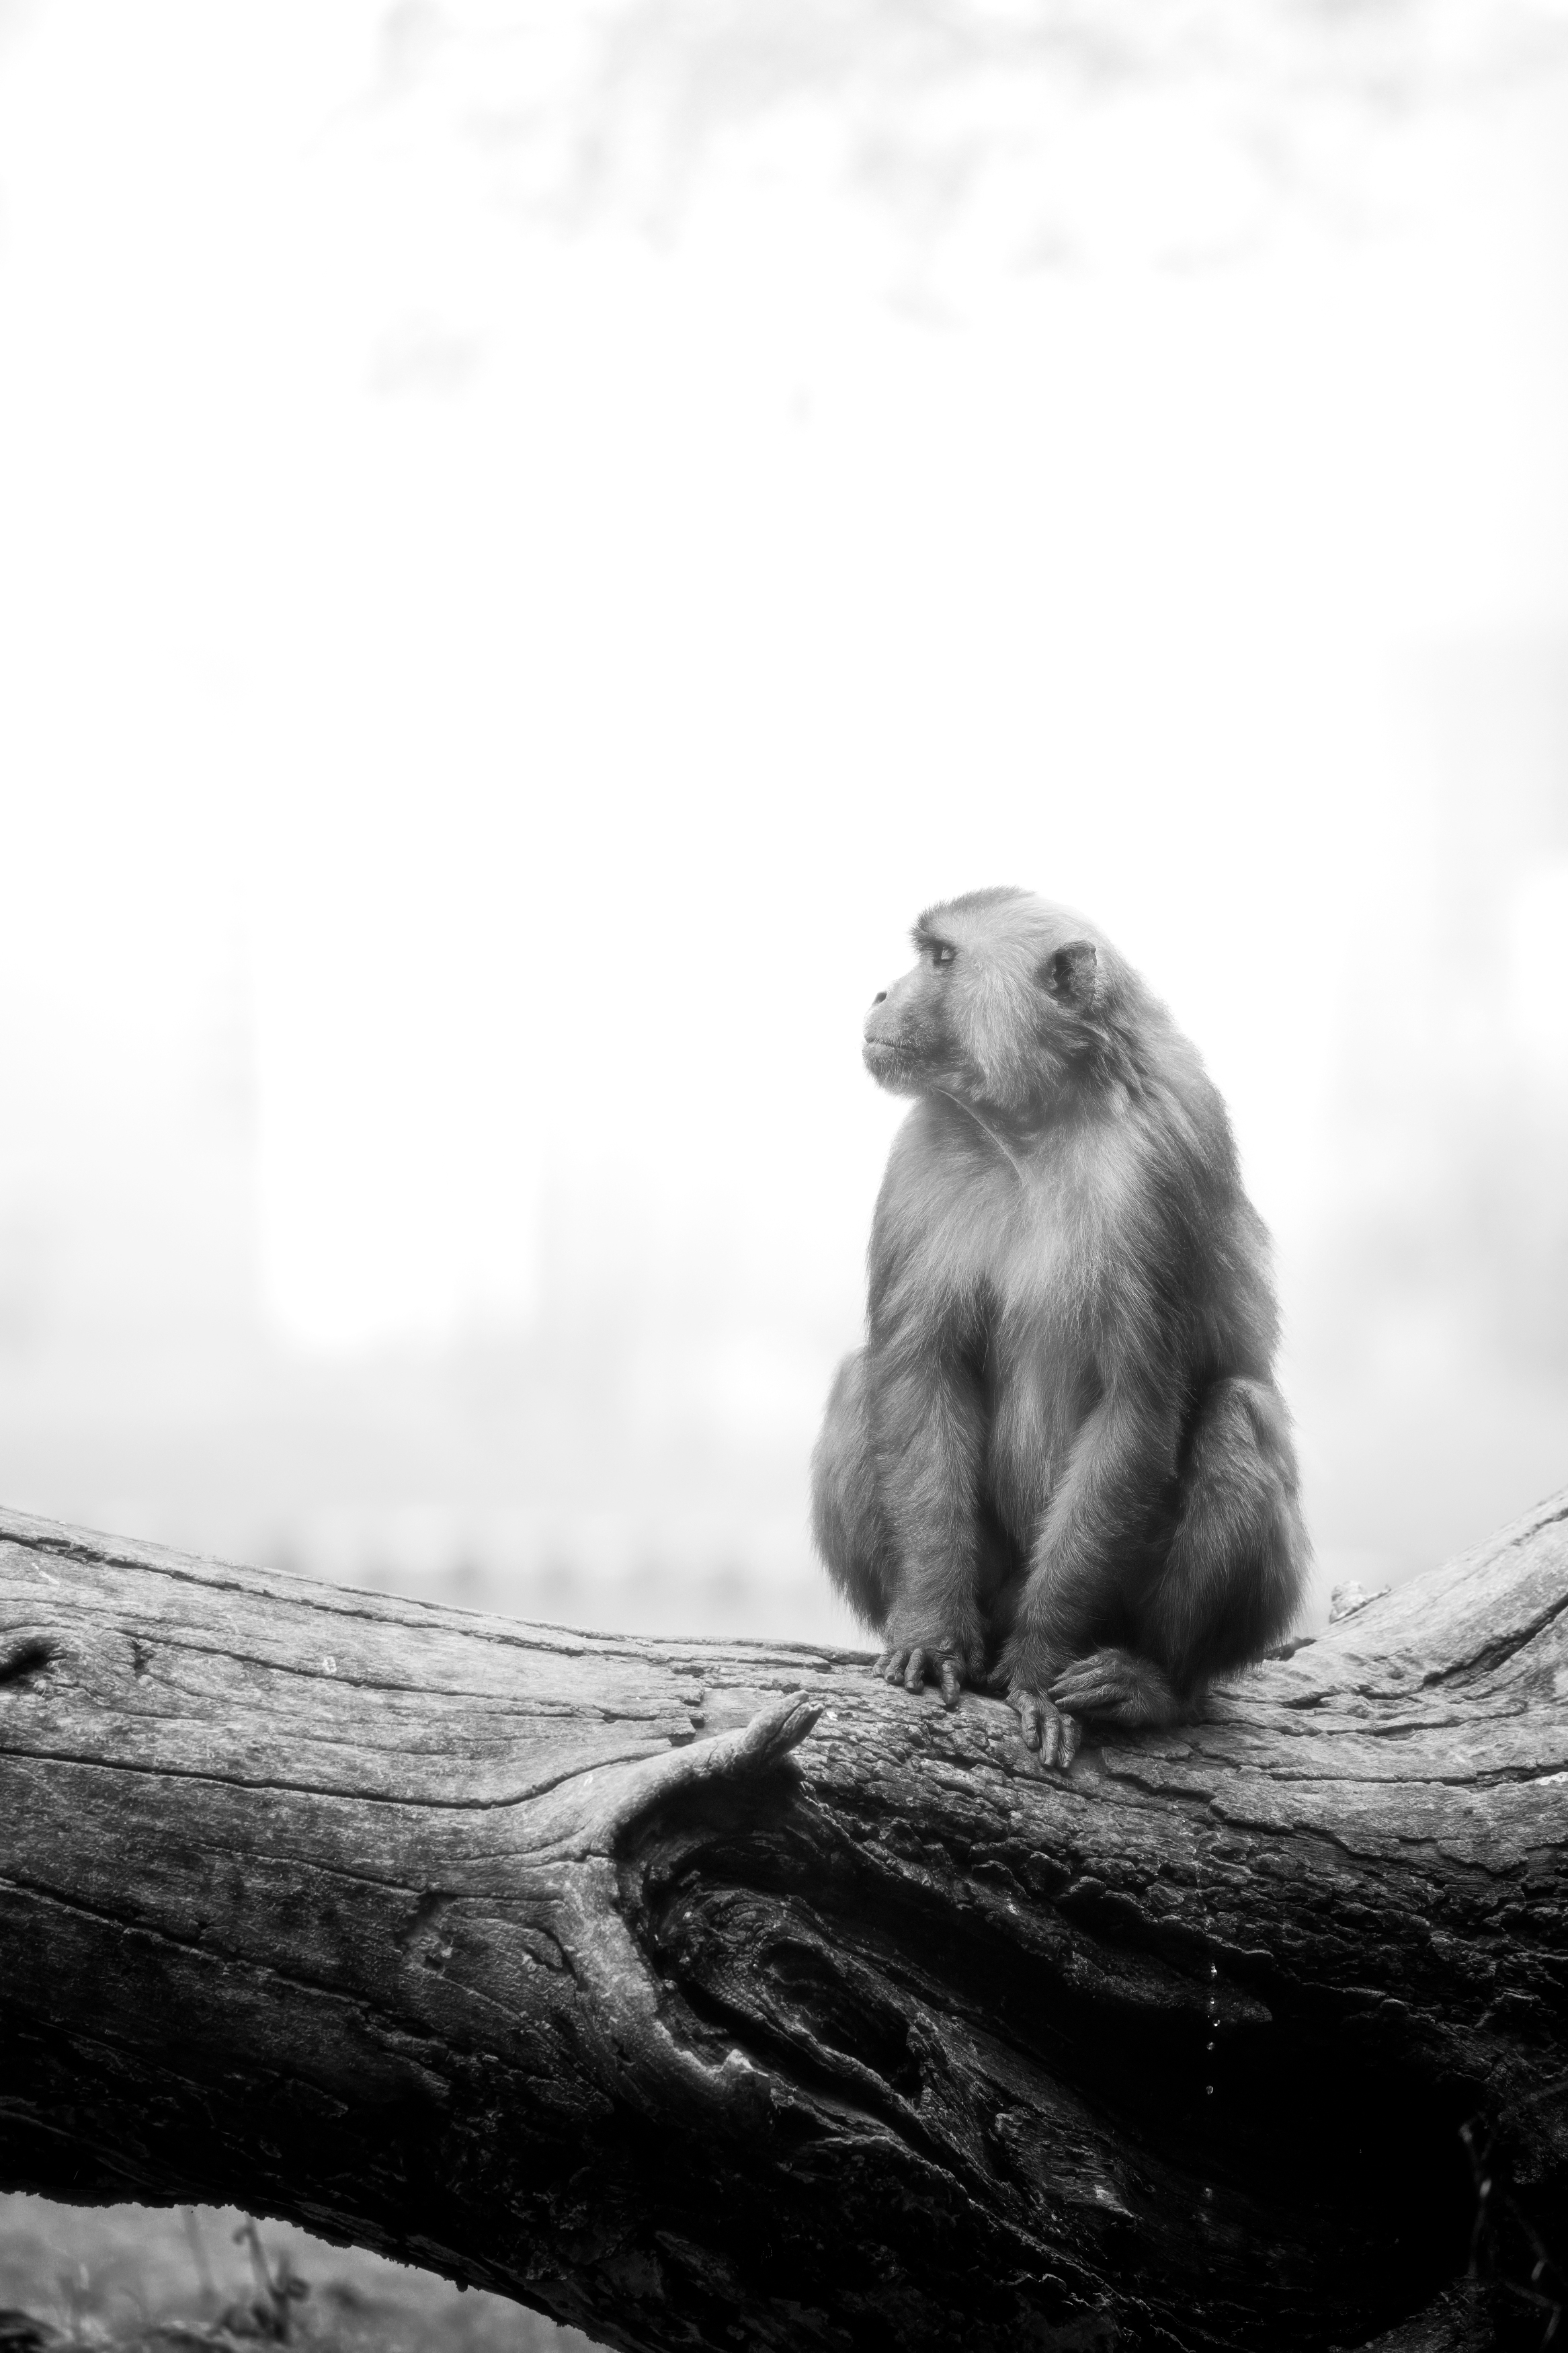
[{"left": 1, "top": 1494, "right": 1564, "bottom": 2353}]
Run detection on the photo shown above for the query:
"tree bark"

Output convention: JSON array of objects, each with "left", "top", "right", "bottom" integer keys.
[{"left": 1, "top": 1495, "right": 1565, "bottom": 2353}]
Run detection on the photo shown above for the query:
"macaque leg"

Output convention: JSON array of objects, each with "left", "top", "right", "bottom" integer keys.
[
  {"left": 1001, "top": 1394, "right": 1179, "bottom": 1766},
  {"left": 1139, "top": 1376, "right": 1308, "bottom": 1688},
  {"left": 871, "top": 1350, "right": 989, "bottom": 1708},
  {"left": 1049, "top": 1379, "right": 1309, "bottom": 1732},
  {"left": 811, "top": 1351, "right": 896, "bottom": 1632}
]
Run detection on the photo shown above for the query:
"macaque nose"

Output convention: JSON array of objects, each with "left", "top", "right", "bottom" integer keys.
[{"left": 873, "top": 991, "right": 888, "bottom": 1004}]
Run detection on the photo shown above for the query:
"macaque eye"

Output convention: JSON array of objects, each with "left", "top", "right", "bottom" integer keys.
[{"left": 930, "top": 943, "right": 956, "bottom": 969}]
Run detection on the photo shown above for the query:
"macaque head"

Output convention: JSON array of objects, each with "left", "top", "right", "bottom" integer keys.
[{"left": 862, "top": 887, "right": 1120, "bottom": 1118}]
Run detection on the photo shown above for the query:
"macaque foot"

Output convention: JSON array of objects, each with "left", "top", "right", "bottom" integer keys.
[
  {"left": 875, "top": 1631, "right": 984, "bottom": 1709},
  {"left": 1048, "top": 1647, "right": 1182, "bottom": 1728},
  {"left": 1006, "top": 1687, "right": 1081, "bottom": 1769}
]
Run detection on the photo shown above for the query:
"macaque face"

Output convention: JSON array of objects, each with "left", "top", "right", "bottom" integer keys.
[
  {"left": 862, "top": 891, "right": 1104, "bottom": 1117},
  {"left": 861, "top": 931, "right": 964, "bottom": 1099}
]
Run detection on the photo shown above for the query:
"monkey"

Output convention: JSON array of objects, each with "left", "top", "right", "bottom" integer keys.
[{"left": 811, "top": 887, "right": 1308, "bottom": 1768}]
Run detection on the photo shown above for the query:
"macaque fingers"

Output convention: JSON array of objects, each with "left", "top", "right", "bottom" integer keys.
[
  {"left": 1048, "top": 1657, "right": 1137, "bottom": 1717},
  {"left": 1007, "top": 1687, "right": 1081, "bottom": 1769},
  {"left": 1049, "top": 1648, "right": 1181, "bottom": 1728},
  {"left": 875, "top": 1635, "right": 981, "bottom": 1704}
]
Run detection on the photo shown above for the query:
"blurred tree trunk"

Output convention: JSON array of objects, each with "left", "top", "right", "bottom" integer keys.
[{"left": 1, "top": 1496, "right": 1565, "bottom": 2353}]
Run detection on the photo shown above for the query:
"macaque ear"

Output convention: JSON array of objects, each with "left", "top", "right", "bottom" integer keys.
[{"left": 1038, "top": 940, "right": 1100, "bottom": 1009}]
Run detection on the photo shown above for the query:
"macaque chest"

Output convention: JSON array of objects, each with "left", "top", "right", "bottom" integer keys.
[{"left": 977, "top": 1220, "right": 1102, "bottom": 1550}]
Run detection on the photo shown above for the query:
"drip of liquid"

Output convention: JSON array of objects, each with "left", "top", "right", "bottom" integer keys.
[{"left": 1198, "top": 1849, "right": 1219, "bottom": 2217}]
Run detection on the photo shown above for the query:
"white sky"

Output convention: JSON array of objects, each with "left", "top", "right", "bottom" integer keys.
[{"left": 3, "top": 1, "right": 1567, "bottom": 1349}]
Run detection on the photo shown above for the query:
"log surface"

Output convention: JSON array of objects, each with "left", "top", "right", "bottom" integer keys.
[{"left": 1, "top": 1494, "right": 1565, "bottom": 2353}]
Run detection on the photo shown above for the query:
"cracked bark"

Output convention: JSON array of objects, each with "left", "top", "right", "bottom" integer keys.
[{"left": 1, "top": 1494, "right": 1565, "bottom": 2353}]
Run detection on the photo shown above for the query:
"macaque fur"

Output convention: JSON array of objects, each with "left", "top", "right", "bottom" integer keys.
[{"left": 811, "top": 887, "right": 1308, "bottom": 1767}]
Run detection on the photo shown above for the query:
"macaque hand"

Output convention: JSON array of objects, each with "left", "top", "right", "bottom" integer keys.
[
  {"left": 876, "top": 1626, "right": 985, "bottom": 1709},
  {"left": 1005, "top": 1685, "right": 1082, "bottom": 1768}
]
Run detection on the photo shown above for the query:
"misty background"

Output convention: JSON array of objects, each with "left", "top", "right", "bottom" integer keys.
[{"left": 1, "top": 0, "right": 1566, "bottom": 1646}]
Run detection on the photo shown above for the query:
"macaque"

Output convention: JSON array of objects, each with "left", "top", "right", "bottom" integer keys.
[{"left": 811, "top": 888, "right": 1308, "bottom": 1767}]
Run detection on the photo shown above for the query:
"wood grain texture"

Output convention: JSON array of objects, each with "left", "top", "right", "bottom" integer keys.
[{"left": 1, "top": 1494, "right": 1565, "bottom": 2353}]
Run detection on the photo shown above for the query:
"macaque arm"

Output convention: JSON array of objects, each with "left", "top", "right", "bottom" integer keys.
[{"left": 870, "top": 1341, "right": 989, "bottom": 1691}]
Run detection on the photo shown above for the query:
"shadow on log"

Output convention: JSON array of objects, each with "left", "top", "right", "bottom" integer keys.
[{"left": 1, "top": 1494, "right": 1565, "bottom": 2353}]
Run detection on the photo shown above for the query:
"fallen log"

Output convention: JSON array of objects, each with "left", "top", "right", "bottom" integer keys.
[{"left": 1, "top": 1494, "right": 1565, "bottom": 2353}]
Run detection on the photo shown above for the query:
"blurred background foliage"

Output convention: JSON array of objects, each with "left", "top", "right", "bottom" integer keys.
[{"left": 1, "top": 0, "right": 1566, "bottom": 1644}]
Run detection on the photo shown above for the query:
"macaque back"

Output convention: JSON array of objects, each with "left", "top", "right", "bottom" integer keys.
[{"left": 811, "top": 887, "right": 1308, "bottom": 1767}]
